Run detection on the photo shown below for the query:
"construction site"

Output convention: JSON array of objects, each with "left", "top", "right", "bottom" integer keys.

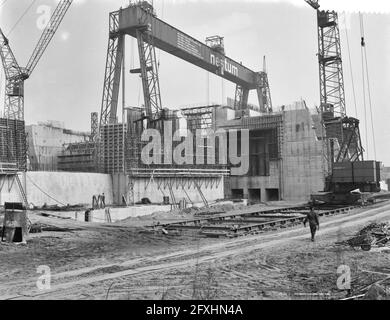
[{"left": 1, "top": 0, "right": 390, "bottom": 301}]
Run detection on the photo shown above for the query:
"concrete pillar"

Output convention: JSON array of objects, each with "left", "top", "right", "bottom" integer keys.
[
  {"left": 261, "top": 188, "right": 266, "bottom": 202},
  {"left": 243, "top": 188, "right": 249, "bottom": 200}
]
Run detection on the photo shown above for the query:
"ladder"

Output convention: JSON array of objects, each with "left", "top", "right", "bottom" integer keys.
[
  {"left": 194, "top": 179, "right": 209, "bottom": 208},
  {"left": 187, "top": 169, "right": 209, "bottom": 208},
  {"left": 15, "top": 174, "right": 28, "bottom": 208},
  {"left": 168, "top": 182, "right": 178, "bottom": 210}
]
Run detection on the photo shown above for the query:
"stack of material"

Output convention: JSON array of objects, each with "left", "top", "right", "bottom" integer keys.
[
  {"left": 363, "top": 284, "right": 390, "bottom": 300},
  {"left": 347, "top": 223, "right": 390, "bottom": 250},
  {"left": 357, "top": 223, "right": 389, "bottom": 236}
]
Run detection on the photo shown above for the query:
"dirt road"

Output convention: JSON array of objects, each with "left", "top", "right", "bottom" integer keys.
[{"left": 1, "top": 201, "right": 390, "bottom": 300}]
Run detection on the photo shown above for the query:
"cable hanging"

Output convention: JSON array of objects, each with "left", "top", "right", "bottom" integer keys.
[
  {"left": 343, "top": 12, "right": 358, "bottom": 118},
  {"left": 26, "top": 175, "right": 67, "bottom": 207},
  {"left": 360, "top": 13, "right": 377, "bottom": 161},
  {"left": 359, "top": 12, "right": 369, "bottom": 159},
  {"left": 7, "top": 0, "right": 38, "bottom": 36},
  {"left": 0, "top": 0, "right": 9, "bottom": 9}
]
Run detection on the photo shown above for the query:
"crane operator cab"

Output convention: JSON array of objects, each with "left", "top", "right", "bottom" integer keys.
[{"left": 139, "top": 1, "right": 156, "bottom": 17}]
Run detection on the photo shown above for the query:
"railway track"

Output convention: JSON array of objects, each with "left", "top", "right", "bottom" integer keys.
[{"left": 150, "top": 204, "right": 368, "bottom": 238}]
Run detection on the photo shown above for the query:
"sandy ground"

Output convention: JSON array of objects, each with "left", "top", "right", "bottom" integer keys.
[{"left": 1, "top": 201, "right": 390, "bottom": 300}]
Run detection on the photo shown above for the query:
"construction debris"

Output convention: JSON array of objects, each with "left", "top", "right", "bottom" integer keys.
[
  {"left": 363, "top": 284, "right": 390, "bottom": 300},
  {"left": 345, "top": 222, "right": 390, "bottom": 251}
]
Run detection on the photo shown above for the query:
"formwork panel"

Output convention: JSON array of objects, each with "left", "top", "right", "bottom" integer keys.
[{"left": 0, "top": 118, "right": 26, "bottom": 171}]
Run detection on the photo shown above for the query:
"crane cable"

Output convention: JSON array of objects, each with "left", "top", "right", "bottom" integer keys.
[
  {"left": 359, "top": 13, "right": 369, "bottom": 159},
  {"left": 360, "top": 13, "right": 377, "bottom": 161},
  {"left": 343, "top": 12, "right": 358, "bottom": 119},
  {"left": 7, "top": 0, "right": 38, "bottom": 36},
  {"left": 0, "top": 0, "right": 9, "bottom": 9},
  {"left": 157, "top": 0, "right": 164, "bottom": 68}
]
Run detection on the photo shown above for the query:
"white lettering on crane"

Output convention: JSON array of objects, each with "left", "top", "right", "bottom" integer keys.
[{"left": 210, "top": 53, "right": 239, "bottom": 77}]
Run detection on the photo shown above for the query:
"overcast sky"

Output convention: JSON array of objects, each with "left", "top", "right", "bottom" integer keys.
[{"left": 0, "top": 0, "right": 389, "bottom": 165}]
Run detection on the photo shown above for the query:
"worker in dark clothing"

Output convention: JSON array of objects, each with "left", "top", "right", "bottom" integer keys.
[
  {"left": 101, "top": 193, "right": 106, "bottom": 209},
  {"left": 304, "top": 207, "right": 320, "bottom": 242}
]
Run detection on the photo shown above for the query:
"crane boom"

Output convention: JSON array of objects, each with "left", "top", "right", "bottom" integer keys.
[
  {"left": 0, "top": 0, "right": 73, "bottom": 120},
  {"left": 305, "top": 0, "right": 320, "bottom": 10},
  {"left": 0, "top": 28, "right": 25, "bottom": 120},
  {"left": 25, "top": 0, "right": 73, "bottom": 76},
  {"left": 0, "top": 29, "right": 23, "bottom": 81}
]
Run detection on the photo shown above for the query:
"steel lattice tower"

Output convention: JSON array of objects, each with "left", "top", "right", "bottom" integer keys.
[{"left": 317, "top": 10, "right": 346, "bottom": 117}]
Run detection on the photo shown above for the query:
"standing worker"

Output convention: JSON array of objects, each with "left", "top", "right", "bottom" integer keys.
[
  {"left": 101, "top": 193, "right": 106, "bottom": 209},
  {"left": 304, "top": 206, "right": 320, "bottom": 242}
]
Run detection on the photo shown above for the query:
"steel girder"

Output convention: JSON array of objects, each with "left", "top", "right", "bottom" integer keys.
[
  {"left": 0, "top": 28, "right": 25, "bottom": 120},
  {"left": 100, "top": 10, "right": 124, "bottom": 126},
  {"left": 136, "top": 7, "right": 163, "bottom": 121},
  {"left": 336, "top": 117, "right": 364, "bottom": 162},
  {"left": 90, "top": 112, "right": 99, "bottom": 141},
  {"left": 257, "top": 71, "right": 273, "bottom": 113}
]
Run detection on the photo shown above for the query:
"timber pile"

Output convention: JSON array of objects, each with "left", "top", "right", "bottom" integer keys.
[
  {"left": 347, "top": 223, "right": 390, "bottom": 249},
  {"left": 357, "top": 223, "right": 389, "bottom": 236}
]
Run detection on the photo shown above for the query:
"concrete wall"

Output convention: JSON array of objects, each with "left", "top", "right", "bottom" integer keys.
[
  {"left": 27, "top": 122, "right": 90, "bottom": 171},
  {"left": 228, "top": 161, "right": 280, "bottom": 201},
  {"left": 113, "top": 174, "right": 224, "bottom": 205},
  {"left": 282, "top": 103, "right": 325, "bottom": 201},
  {"left": 0, "top": 172, "right": 113, "bottom": 206},
  {"left": 57, "top": 205, "right": 172, "bottom": 223}
]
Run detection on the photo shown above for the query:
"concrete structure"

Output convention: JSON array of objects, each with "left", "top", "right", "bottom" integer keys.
[
  {"left": 58, "top": 142, "right": 96, "bottom": 173},
  {"left": 0, "top": 172, "right": 113, "bottom": 206},
  {"left": 218, "top": 101, "right": 324, "bottom": 202},
  {"left": 26, "top": 121, "right": 90, "bottom": 171},
  {"left": 0, "top": 171, "right": 224, "bottom": 208},
  {"left": 112, "top": 173, "right": 225, "bottom": 205},
  {"left": 281, "top": 104, "right": 324, "bottom": 200},
  {"left": 57, "top": 205, "right": 172, "bottom": 223}
]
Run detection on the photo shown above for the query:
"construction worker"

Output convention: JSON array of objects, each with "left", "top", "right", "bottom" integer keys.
[
  {"left": 101, "top": 193, "right": 106, "bottom": 209},
  {"left": 304, "top": 206, "right": 320, "bottom": 242}
]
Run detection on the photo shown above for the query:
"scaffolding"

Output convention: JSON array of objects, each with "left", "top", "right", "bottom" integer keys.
[
  {"left": 181, "top": 105, "right": 217, "bottom": 132},
  {"left": 100, "top": 123, "right": 127, "bottom": 174},
  {"left": 91, "top": 112, "right": 99, "bottom": 142},
  {"left": 0, "top": 118, "right": 26, "bottom": 171},
  {"left": 58, "top": 141, "right": 97, "bottom": 172}
]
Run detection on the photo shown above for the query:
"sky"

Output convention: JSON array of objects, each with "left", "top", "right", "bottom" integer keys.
[{"left": 0, "top": 0, "right": 389, "bottom": 164}]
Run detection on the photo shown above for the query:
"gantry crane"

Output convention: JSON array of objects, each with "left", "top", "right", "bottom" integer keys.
[
  {"left": 306, "top": 0, "right": 380, "bottom": 203},
  {"left": 99, "top": 1, "right": 273, "bottom": 130},
  {"left": 0, "top": 0, "right": 73, "bottom": 121}
]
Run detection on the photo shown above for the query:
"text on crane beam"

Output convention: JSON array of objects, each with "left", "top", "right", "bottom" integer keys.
[{"left": 210, "top": 54, "right": 239, "bottom": 77}]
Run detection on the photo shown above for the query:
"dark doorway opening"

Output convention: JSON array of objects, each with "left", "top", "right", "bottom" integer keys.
[
  {"left": 266, "top": 189, "right": 279, "bottom": 201},
  {"left": 231, "top": 189, "right": 244, "bottom": 199},
  {"left": 13, "top": 227, "right": 23, "bottom": 243},
  {"left": 248, "top": 188, "right": 261, "bottom": 203}
]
